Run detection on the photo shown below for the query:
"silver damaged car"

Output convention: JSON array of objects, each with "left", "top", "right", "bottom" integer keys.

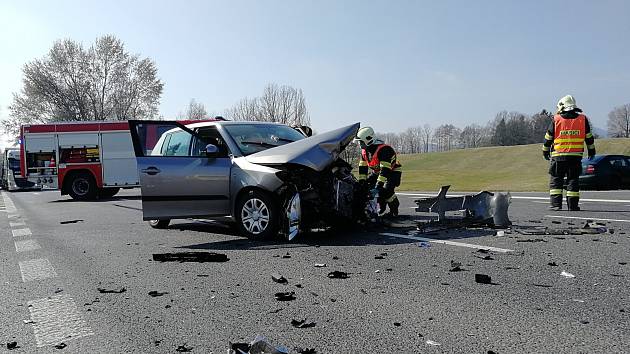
[{"left": 128, "top": 120, "right": 363, "bottom": 240}]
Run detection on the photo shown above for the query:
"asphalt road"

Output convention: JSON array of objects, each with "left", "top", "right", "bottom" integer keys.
[{"left": 2, "top": 188, "right": 630, "bottom": 353}]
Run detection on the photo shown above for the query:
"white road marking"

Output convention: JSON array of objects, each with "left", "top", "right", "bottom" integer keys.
[
  {"left": 1, "top": 191, "right": 17, "bottom": 213},
  {"left": 380, "top": 232, "right": 514, "bottom": 253},
  {"left": 19, "top": 258, "right": 57, "bottom": 282},
  {"left": 28, "top": 294, "right": 94, "bottom": 347},
  {"left": 545, "top": 215, "right": 630, "bottom": 223},
  {"left": 10, "top": 221, "right": 26, "bottom": 227},
  {"left": 12, "top": 228, "right": 32, "bottom": 237},
  {"left": 399, "top": 192, "right": 630, "bottom": 204},
  {"left": 15, "top": 239, "right": 42, "bottom": 253}
]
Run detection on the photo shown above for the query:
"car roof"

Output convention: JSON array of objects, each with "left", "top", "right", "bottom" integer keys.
[
  {"left": 162, "top": 121, "right": 290, "bottom": 135},
  {"left": 582, "top": 154, "right": 630, "bottom": 163}
]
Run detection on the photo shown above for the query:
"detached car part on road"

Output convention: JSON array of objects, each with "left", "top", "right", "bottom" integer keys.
[{"left": 128, "top": 120, "right": 364, "bottom": 240}]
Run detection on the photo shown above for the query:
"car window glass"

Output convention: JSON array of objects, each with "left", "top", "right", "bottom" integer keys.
[
  {"left": 159, "top": 134, "right": 171, "bottom": 156},
  {"left": 223, "top": 124, "right": 306, "bottom": 156},
  {"left": 193, "top": 127, "right": 230, "bottom": 157},
  {"left": 164, "top": 130, "right": 192, "bottom": 156}
]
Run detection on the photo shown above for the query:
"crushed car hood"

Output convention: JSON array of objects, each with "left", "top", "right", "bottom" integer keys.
[{"left": 245, "top": 123, "right": 360, "bottom": 172}]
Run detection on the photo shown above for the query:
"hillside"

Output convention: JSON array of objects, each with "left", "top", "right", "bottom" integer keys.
[{"left": 397, "top": 138, "right": 630, "bottom": 192}]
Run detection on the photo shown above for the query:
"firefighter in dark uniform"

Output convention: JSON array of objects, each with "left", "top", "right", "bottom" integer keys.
[
  {"left": 354, "top": 126, "right": 402, "bottom": 217},
  {"left": 543, "top": 95, "right": 596, "bottom": 211}
]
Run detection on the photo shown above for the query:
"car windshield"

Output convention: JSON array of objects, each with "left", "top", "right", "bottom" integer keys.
[{"left": 223, "top": 124, "right": 306, "bottom": 156}]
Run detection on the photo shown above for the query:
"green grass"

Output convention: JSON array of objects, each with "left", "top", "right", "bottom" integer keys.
[{"left": 396, "top": 138, "right": 630, "bottom": 192}]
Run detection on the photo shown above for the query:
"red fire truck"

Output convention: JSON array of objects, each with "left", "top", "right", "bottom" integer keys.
[{"left": 18, "top": 120, "right": 206, "bottom": 200}]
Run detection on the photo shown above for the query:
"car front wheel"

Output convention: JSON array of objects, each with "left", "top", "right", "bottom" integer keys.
[
  {"left": 68, "top": 172, "right": 98, "bottom": 200},
  {"left": 236, "top": 190, "right": 277, "bottom": 239}
]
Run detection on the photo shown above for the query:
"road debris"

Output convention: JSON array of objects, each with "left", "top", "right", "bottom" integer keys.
[
  {"left": 148, "top": 290, "right": 169, "bottom": 297},
  {"left": 282, "top": 253, "right": 291, "bottom": 259},
  {"left": 475, "top": 274, "right": 492, "bottom": 284},
  {"left": 294, "top": 348, "right": 317, "bottom": 354},
  {"left": 548, "top": 262, "right": 558, "bottom": 267},
  {"left": 97, "top": 287, "right": 126, "bottom": 293},
  {"left": 274, "top": 292, "right": 296, "bottom": 301},
  {"left": 175, "top": 344, "right": 193, "bottom": 352},
  {"left": 477, "top": 249, "right": 490, "bottom": 254},
  {"left": 291, "top": 319, "right": 316, "bottom": 328},
  {"left": 23, "top": 319, "right": 35, "bottom": 324},
  {"left": 229, "top": 336, "right": 289, "bottom": 354},
  {"left": 152, "top": 252, "right": 229, "bottom": 262},
  {"left": 516, "top": 238, "right": 547, "bottom": 243},
  {"left": 426, "top": 340, "right": 441, "bottom": 346},
  {"left": 60, "top": 219, "right": 83, "bottom": 224},
  {"left": 327, "top": 271, "right": 349, "bottom": 279},
  {"left": 560, "top": 271, "right": 576, "bottom": 278},
  {"left": 418, "top": 242, "right": 431, "bottom": 248},
  {"left": 6, "top": 342, "right": 19, "bottom": 350},
  {"left": 271, "top": 273, "right": 288, "bottom": 284},
  {"left": 533, "top": 284, "right": 553, "bottom": 288},
  {"left": 54, "top": 342, "right": 67, "bottom": 349},
  {"left": 449, "top": 261, "right": 464, "bottom": 272},
  {"left": 475, "top": 255, "right": 494, "bottom": 260},
  {"left": 314, "top": 263, "right": 327, "bottom": 268}
]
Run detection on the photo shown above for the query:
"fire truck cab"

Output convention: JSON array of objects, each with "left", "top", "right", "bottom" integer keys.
[{"left": 20, "top": 122, "right": 140, "bottom": 200}]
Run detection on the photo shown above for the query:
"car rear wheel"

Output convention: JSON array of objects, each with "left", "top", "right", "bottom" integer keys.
[
  {"left": 236, "top": 190, "right": 277, "bottom": 239},
  {"left": 148, "top": 219, "right": 170, "bottom": 229},
  {"left": 68, "top": 172, "right": 98, "bottom": 201}
]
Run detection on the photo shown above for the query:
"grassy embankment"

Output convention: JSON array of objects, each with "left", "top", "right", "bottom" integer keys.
[{"left": 397, "top": 138, "right": 630, "bottom": 192}]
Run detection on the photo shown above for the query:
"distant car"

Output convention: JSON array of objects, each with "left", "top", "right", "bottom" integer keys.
[
  {"left": 580, "top": 155, "right": 630, "bottom": 190},
  {"left": 128, "top": 120, "right": 362, "bottom": 241}
]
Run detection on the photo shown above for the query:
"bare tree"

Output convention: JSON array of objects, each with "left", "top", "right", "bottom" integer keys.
[
  {"left": 3, "top": 35, "right": 163, "bottom": 136},
  {"left": 607, "top": 104, "right": 630, "bottom": 138},
  {"left": 460, "top": 123, "right": 485, "bottom": 148},
  {"left": 227, "top": 83, "right": 310, "bottom": 126},
  {"left": 184, "top": 99, "right": 208, "bottom": 120},
  {"left": 420, "top": 124, "right": 433, "bottom": 153}
]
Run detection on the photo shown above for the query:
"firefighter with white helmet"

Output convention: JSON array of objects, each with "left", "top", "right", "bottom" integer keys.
[
  {"left": 542, "top": 95, "right": 596, "bottom": 211},
  {"left": 354, "top": 126, "right": 402, "bottom": 218}
]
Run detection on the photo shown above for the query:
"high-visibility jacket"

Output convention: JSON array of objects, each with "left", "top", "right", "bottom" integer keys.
[
  {"left": 358, "top": 144, "right": 401, "bottom": 184},
  {"left": 551, "top": 114, "right": 586, "bottom": 157}
]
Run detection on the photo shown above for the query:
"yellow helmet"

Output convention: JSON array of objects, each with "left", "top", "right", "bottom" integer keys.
[
  {"left": 557, "top": 95, "right": 577, "bottom": 113},
  {"left": 354, "top": 126, "right": 376, "bottom": 146}
]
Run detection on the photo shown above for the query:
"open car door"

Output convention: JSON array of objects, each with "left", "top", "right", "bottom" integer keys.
[{"left": 128, "top": 120, "right": 231, "bottom": 221}]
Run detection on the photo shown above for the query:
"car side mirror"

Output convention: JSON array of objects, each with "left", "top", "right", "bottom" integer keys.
[
  {"left": 294, "top": 125, "right": 313, "bottom": 137},
  {"left": 205, "top": 144, "right": 219, "bottom": 158}
]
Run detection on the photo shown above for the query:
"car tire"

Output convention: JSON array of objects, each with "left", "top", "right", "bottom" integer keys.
[
  {"left": 98, "top": 187, "right": 120, "bottom": 199},
  {"left": 236, "top": 190, "right": 278, "bottom": 239},
  {"left": 68, "top": 172, "right": 98, "bottom": 201},
  {"left": 148, "top": 219, "right": 170, "bottom": 229}
]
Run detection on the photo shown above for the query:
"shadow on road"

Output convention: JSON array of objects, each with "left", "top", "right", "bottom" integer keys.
[{"left": 171, "top": 219, "right": 495, "bottom": 251}]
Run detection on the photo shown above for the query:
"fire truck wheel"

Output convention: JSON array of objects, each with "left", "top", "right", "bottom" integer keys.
[
  {"left": 148, "top": 219, "right": 170, "bottom": 229},
  {"left": 68, "top": 172, "right": 98, "bottom": 201},
  {"left": 99, "top": 188, "right": 120, "bottom": 199}
]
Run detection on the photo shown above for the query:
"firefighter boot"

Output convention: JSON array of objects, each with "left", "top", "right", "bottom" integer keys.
[
  {"left": 388, "top": 197, "right": 400, "bottom": 217},
  {"left": 549, "top": 194, "right": 562, "bottom": 211},
  {"left": 567, "top": 196, "right": 580, "bottom": 211}
]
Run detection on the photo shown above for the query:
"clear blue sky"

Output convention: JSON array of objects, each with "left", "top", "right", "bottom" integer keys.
[{"left": 1, "top": 0, "right": 629, "bottom": 140}]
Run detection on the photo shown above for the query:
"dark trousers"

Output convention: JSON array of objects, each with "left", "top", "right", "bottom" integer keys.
[
  {"left": 367, "top": 170, "right": 402, "bottom": 214},
  {"left": 549, "top": 158, "right": 581, "bottom": 210}
]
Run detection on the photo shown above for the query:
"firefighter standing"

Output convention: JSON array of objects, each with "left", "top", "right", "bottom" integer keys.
[
  {"left": 354, "top": 126, "right": 402, "bottom": 217},
  {"left": 542, "top": 95, "right": 596, "bottom": 211}
]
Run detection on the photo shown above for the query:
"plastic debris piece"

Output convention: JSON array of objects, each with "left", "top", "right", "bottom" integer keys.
[
  {"left": 274, "top": 291, "right": 296, "bottom": 301},
  {"left": 533, "top": 284, "right": 552, "bottom": 288},
  {"left": 449, "top": 261, "right": 463, "bottom": 272},
  {"left": 175, "top": 344, "right": 193, "bottom": 352},
  {"left": 516, "top": 238, "right": 547, "bottom": 243},
  {"left": 291, "top": 319, "right": 316, "bottom": 328},
  {"left": 6, "top": 342, "right": 18, "bottom": 350},
  {"left": 60, "top": 219, "right": 83, "bottom": 224},
  {"left": 55, "top": 342, "right": 67, "bottom": 349},
  {"left": 393, "top": 322, "right": 401, "bottom": 327},
  {"left": 496, "top": 231, "right": 505, "bottom": 236},
  {"left": 148, "top": 290, "right": 169, "bottom": 297},
  {"left": 23, "top": 319, "right": 35, "bottom": 324},
  {"left": 418, "top": 242, "right": 431, "bottom": 248},
  {"left": 426, "top": 340, "right": 441, "bottom": 346},
  {"left": 580, "top": 320, "right": 590, "bottom": 324},
  {"left": 248, "top": 336, "right": 289, "bottom": 354},
  {"left": 573, "top": 299, "right": 585, "bottom": 303},
  {"left": 477, "top": 249, "right": 490, "bottom": 254},
  {"left": 295, "top": 348, "right": 317, "bottom": 354},
  {"left": 282, "top": 253, "right": 291, "bottom": 259},
  {"left": 271, "top": 273, "right": 288, "bottom": 284},
  {"left": 548, "top": 262, "right": 558, "bottom": 267},
  {"left": 475, "top": 274, "right": 492, "bottom": 284},
  {"left": 97, "top": 287, "right": 126, "bottom": 294},
  {"left": 332, "top": 256, "right": 339, "bottom": 260},
  {"left": 327, "top": 271, "right": 349, "bottom": 279},
  {"left": 314, "top": 263, "right": 327, "bottom": 268},
  {"left": 620, "top": 262, "right": 627, "bottom": 265},
  {"left": 476, "top": 255, "right": 494, "bottom": 260},
  {"left": 560, "top": 271, "right": 575, "bottom": 278},
  {"left": 374, "top": 255, "right": 385, "bottom": 259},
  {"left": 153, "top": 252, "right": 229, "bottom": 263}
]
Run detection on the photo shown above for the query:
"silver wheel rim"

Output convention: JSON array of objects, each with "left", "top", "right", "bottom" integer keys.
[
  {"left": 72, "top": 178, "right": 89, "bottom": 196},
  {"left": 241, "top": 198, "right": 270, "bottom": 235}
]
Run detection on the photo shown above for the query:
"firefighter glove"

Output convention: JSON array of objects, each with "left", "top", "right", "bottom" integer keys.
[{"left": 543, "top": 151, "right": 550, "bottom": 160}]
